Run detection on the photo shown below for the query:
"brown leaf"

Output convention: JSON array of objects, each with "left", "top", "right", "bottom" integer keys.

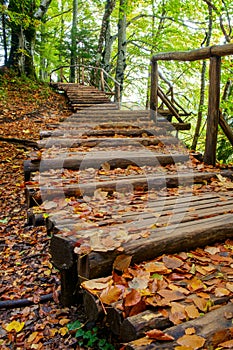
[
  {"left": 128, "top": 337, "right": 153, "bottom": 347},
  {"left": 113, "top": 254, "right": 132, "bottom": 272},
  {"left": 146, "top": 329, "right": 174, "bottom": 341},
  {"left": 185, "top": 328, "right": 196, "bottom": 335},
  {"left": 177, "top": 334, "right": 205, "bottom": 349},
  {"left": 185, "top": 304, "right": 200, "bottom": 319},
  {"left": 169, "top": 302, "right": 186, "bottom": 325},
  {"left": 100, "top": 285, "right": 122, "bottom": 305},
  {"left": 158, "top": 289, "right": 186, "bottom": 302},
  {"left": 219, "top": 339, "right": 233, "bottom": 348},
  {"left": 163, "top": 255, "right": 183, "bottom": 269},
  {"left": 124, "top": 289, "right": 141, "bottom": 307},
  {"left": 144, "top": 261, "right": 171, "bottom": 274}
]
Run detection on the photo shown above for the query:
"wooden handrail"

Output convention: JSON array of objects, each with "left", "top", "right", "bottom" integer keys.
[
  {"left": 49, "top": 64, "right": 121, "bottom": 102},
  {"left": 150, "top": 43, "right": 233, "bottom": 166}
]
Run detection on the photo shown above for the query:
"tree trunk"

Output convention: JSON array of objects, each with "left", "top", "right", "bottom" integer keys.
[
  {"left": 70, "top": 0, "right": 78, "bottom": 83},
  {"left": 191, "top": 5, "right": 212, "bottom": 151},
  {"left": 115, "top": 0, "right": 127, "bottom": 101},
  {"left": 97, "top": 0, "right": 116, "bottom": 71},
  {"left": 6, "top": 0, "right": 52, "bottom": 78},
  {"left": 1, "top": 1, "right": 8, "bottom": 65}
]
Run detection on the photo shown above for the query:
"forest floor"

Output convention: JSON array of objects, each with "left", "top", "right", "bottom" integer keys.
[
  {"left": 0, "top": 74, "right": 106, "bottom": 349},
  {"left": 1, "top": 73, "right": 233, "bottom": 350}
]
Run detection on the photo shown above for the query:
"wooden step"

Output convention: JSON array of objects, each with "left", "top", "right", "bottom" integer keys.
[
  {"left": 24, "top": 152, "right": 189, "bottom": 181},
  {"left": 48, "top": 191, "right": 233, "bottom": 305},
  {"left": 38, "top": 136, "right": 179, "bottom": 149},
  {"left": 25, "top": 171, "right": 216, "bottom": 208}
]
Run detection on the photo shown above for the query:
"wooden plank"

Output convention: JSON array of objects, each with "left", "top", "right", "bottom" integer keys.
[
  {"left": 39, "top": 124, "right": 190, "bottom": 139},
  {"left": 24, "top": 152, "right": 189, "bottom": 180},
  {"left": 50, "top": 212, "right": 233, "bottom": 279},
  {"left": 25, "top": 172, "right": 218, "bottom": 208},
  {"left": 126, "top": 303, "right": 233, "bottom": 349},
  {"left": 85, "top": 213, "right": 233, "bottom": 278},
  {"left": 38, "top": 136, "right": 179, "bottom": 149}
]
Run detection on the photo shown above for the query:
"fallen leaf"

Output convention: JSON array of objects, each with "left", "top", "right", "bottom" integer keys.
[
  {"left": 163, "top": 255, "right": 183, "bottom": 269},
  {"left": 128, "top": 337, "right": 153, "bottom": 346},
  {"left": 219, "top": 339, "right": 233, "bottom": 348},
  {"left": 185, "top": 304, "right": 200, "bottom": 319},
  {"left": 124, "top": 289, "right": 141, "bottom": 307},
  {"left": 113, "top": 254, "right": 132, "bottom": 272},
  {"left": 100, "top": 285, "right": 122, "bottom": 304},
  {"left": 146, "top": 329, "right": 174, "bottom": 341},
  {"left": 27, "top": 332, "right": 39, "bottom": 343},
  {"left": 81, "top": 276, "right": 112, "bottom": 292},
  {"left": 177, "top": 334, "right": 205, "bottom": 349},
  {"left": 5, "top": 320, "right": 25, "bottom": 333},
  {"left": 185, "top": 328, "right": 196, "bottom": 335}
]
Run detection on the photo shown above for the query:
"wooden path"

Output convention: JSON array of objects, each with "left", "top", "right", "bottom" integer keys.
[{"left": 24, "top": 84, "right": 233, "bottom": 349}]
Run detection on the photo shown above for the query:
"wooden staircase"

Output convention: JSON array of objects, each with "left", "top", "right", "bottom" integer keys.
[
  {"left": 24, "top": 83, "right": 233, "bottom": 349},
  {"left": 51, "top": 83, "right": 119, "bottom": 111}
]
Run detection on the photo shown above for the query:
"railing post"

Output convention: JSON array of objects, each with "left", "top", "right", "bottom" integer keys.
[
  {"left": 150, "top": 60, "right": 158, "bottom": 122},
  {"left": 81, "top": 66, "right": 85, "bottom": 85},
  {"left": 100, "top": 70, "right": 105, "bottom": 91},
  {"left": 204, "top": 56, "right": 221, "bottom": 166}
]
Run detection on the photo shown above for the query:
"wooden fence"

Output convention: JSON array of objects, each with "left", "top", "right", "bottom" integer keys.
[{"left": 150, "top": 43, "right": 233, "bottom": 165}]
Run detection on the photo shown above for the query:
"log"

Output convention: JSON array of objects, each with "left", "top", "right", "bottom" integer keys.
[
  {"left": 85, "top": 212, "right": 233, "bottom": 279},
  {"left": 0, "top": 136, "right": 38, "bottom": 148},
  {"left": 50, "top": 211, "right": 233, "bottom": 282},
  {"left": 39, "top": 124, "right": 190, "bottom": 139},
  {"left": 38, "top": 136, "right": 179, "bottom": 149},
  {"left": 152, "top": 43, "right": 233, "bottom": 62},
  {"left": 25, "top": 171, "right": 218, "bottom": 208},
  {"left": 119, "top": 296, "right": 232, "bottom": 342},
  {"left": 219, "top": 111, "right": 233, "bottom": 147},
  {"left": 24, "top": 152, "right": 189, "bottom": 181},
  {"left": 126, "top": 302, "right": 233, "bottom": 349}
]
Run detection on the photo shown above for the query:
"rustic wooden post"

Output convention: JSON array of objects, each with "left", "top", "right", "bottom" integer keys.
[
  {"left": 100, "top": 70, "right": 105, "bottom": 91},
  {"left": 150, "top": 60, "right": 158, "bottom": 122},
  {"left": 203, "top": 56, "right": 221, "bottom": 165}
]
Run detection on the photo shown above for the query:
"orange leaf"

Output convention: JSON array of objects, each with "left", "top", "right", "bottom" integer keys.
[
  {"left": 100, "top": 286, "right": 122, "bottom": 305},
  {"left": 177, "top": 334, "right": 206, "bottom": 349},
  {"left": 219, "top": 339, "right": 233, "bottom": 348},
  {"left": 185, "top": 304, "right": 200, "bottom": 319},
  {"left": 124, "top": 289, "right": 141, "bottom": 307},
  {"left": 185, "top": 328, "right": 196, "bottom": 335},
  {"left": 146, "top": 329, "right": 174, "bottom": 341}
]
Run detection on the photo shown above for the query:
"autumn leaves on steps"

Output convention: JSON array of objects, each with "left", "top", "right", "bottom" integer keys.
[{"left": 24, "top": 84, "right": 233, "bottom": 348}]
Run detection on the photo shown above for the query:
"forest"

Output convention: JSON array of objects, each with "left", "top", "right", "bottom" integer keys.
[
  {"left": 1, "top": 0, "right": 233, "bottom": 161},
  {"left": 2, "top": 1, "right": 233, "bottom": 349}
]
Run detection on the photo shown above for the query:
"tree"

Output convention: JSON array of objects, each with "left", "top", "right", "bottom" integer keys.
[
  {"left": 6, "top": 0, "right": 52, "bottom": 77},
  {"left": 115, "top": 0, "right": 127, "bottom": 101},
  {"left": 70, "top": 0, "right": 78, "bottom": 82}
]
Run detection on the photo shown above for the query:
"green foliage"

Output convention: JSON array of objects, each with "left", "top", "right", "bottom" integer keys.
[{"left": 67, "top": 320, "right": 115, "bottom": 350}]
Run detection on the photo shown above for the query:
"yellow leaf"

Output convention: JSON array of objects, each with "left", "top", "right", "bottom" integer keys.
[
  {"left": 27, "top": 332, "right": 39, "bottom": 343},
  {"left": 5, "top": 320, "right": 25, "bottom": 333},
  {"left": 44, "top": 269, "right": 51, "bottom": 276},
  {"left": 59, "top": 327, "right": 68, "bottom": 336},
  {"left": 59, "top": 318, "right": 70, "bottom": 326},
  {"left": 50, "top": 328, "right": 58, "bottom": 337}
]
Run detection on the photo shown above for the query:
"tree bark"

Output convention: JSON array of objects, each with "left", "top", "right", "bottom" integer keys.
[
  {"left": 6, "top": 0, "right": 52, "bottom": 77},
  {"left": 115, "top": 0, "right": 127, "bottom": 101},
  {"left": 192, "top": 5, "right": 212, "bottom": 150},
  {"left": 70, "top": 0, "right": 78, "bottom": 83}
]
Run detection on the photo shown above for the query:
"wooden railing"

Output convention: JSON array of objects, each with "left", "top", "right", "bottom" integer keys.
[
  {"left": 49, "top": 64, "right": 121, "bottom": 102},
  {"left": 150, "top": 43, "right": 233, "bottom": 166}
]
